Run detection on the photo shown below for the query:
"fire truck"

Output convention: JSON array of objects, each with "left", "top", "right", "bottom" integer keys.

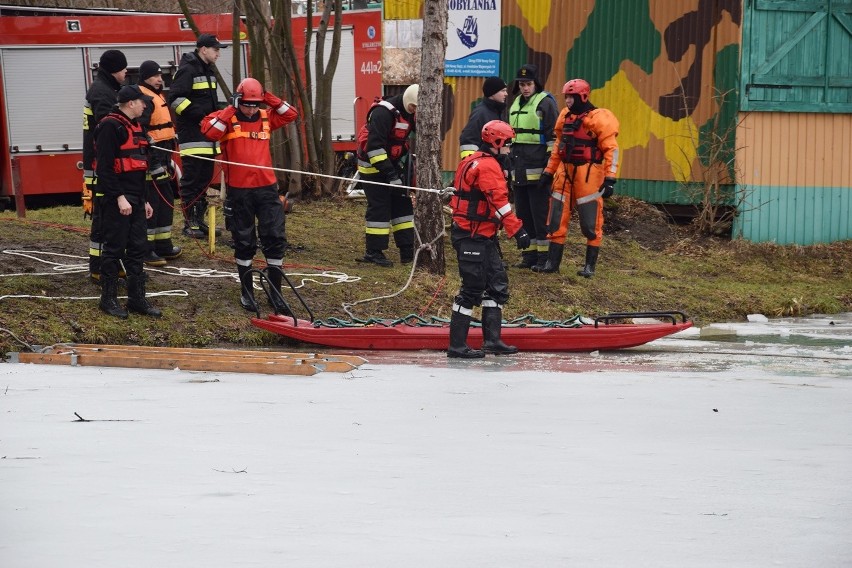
[{"left": 0, "top": 6, "right": 383, "bottom": 212}]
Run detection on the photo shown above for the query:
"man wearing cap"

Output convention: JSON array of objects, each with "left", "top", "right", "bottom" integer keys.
[
  {"left": 83, "top": 49, "right": 128, "bottom": 282},
  {"left": 138, "top": 60, "right": 182, "bottom": 266},
  {"left": 94, "top": 85, "right": 161, "bottom": 319},
  {"left": 354, "top": 84, "right": 418, "bottom": 267},
  {"left": 458, "top": 76, "right": 508, "bottom": 159},
  {"left": 168, "top": 33, "right": 226, "bottom": 239},
  {"left": 507, "top": 64, "right": 558, "bottom": 271}
]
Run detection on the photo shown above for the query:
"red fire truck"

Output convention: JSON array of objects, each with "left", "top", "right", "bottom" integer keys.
[{"left": 0, "top": 6, "right": 382, "bottom": 212}]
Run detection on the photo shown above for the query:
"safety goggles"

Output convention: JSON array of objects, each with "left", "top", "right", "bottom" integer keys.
[{"left": 240, "top": 101, "right": 261, "bottom": 107}]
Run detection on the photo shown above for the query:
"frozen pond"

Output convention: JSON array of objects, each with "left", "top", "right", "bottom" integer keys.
[{"left": 1, "top": 314, "right": 850, "bottom": 566}]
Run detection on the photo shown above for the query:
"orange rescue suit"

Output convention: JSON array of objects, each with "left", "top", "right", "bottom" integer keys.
[{"left": 543, "top": 107, "right": 619, "bottom": 246}]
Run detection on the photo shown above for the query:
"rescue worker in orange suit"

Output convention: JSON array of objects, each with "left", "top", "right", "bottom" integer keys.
[
  {"left": 168, "top": 33, "right": 225, "bottom": 239},
  {"left": 508, "top": 64, "right": 558, "bottom": 271},
  {"left": 94, "top": 85, "right": 161, "bottom": 319},
  {"left": 137, "top": 60, "right": 182, "bottom": 266},
  {"left": 448, "top": 120, "right": 530, "bottom": 359},
  {"left": 535, "top": 78, "right": 619, "bottom": 277},
  {"left": 83, "top": 49, "right": 127, "bottom": 282},
  {"left": 200, "top": 78, "right": 298, "bottom": 314},
  {"left": 355, "top": 84, "right": 418, "bottom": 267}
]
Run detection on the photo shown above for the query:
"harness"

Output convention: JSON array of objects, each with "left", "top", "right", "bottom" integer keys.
[
  {"left": 452, "top": 153, "right": 499, "bottom": 225},
  {"left": 97, "top": 112, "right": 149, "bottom": 174},
  {"left": 557, "top": 110, "right": 604, "bottom": 165},
  {"left": 220, "top": 111, "right": 270, "bottom": 142},
  {"left": 356, "top": 99, "right": 412, "bottom": 162}
]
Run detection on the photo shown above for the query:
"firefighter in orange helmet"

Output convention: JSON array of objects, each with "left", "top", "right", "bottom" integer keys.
[
  {"left": 201, "top": 78, "right": 298, "bottom": 314},
  {"left": 448, "top": 120, "right": 530, "bottom": 359},
  {"left": 535, "top": 78, "right": 619, "bottom": 277}
]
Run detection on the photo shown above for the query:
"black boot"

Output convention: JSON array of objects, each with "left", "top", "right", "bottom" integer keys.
[
  {"left": 400, "top": 247, "right": 415, "bottom": 264},
  {"left": 532, "top": 250, "right": 548, "bottom": 272},
  {"left": 531, "top": 243, "right": 563, "bottom": 273},
  {"left": 265, "top": 266, "right": 292, "bottom": 316},
  {"left": 480, "top": 306, "right": 518, "bottom": 355},
  {"left": 514, "top": 251, "right": 537, "bottom": 269},
  {"left": 127, "top": 275, "right": 162, "bottom": 317},
  {"left": 577, "top": 245, "right": 600, "bottom": 278},
  {"left": 99, "top": 277, "right": 128, "bottom": 319},
  {"left": 356, "top": 249, "right": 393, "bottom": 267},
  {"left": 447, "top": 311, "right": 485, "bottom": 359},
  {"left": 182, "top": 203, "right": 205, "bottom": 239},
  {"left": 237, "top": 265, "right": 258, "bottom": 312}
]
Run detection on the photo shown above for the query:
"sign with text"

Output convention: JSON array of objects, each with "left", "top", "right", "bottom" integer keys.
[{"left": 444, "top": 0, "right": 501, "bottom": 77}]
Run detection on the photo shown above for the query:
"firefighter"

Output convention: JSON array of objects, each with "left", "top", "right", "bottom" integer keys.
[
  {"left": 168, "top": 33, "right": 226, "bottom": 239},
  {"left": 354, "top": 84, "right": 418, "bottom": 267},
  {"left": 458, "top": 76, "right": 508, "bottom": 159},
  {"left": 448, "top": 120, "right": 530, "bottom": 359},
  {"left": 535, "top": 79, "right": 619, "bottom": 277},
  {"left": 94, "top": 85, "right": 161, "bottom": 319},
  {"left": 508, "top": 63, "right": 558, "bottom": 271},
  {"left": 83, "top": 49, "right": 127, "bottom": 282},
  {"left": 201, "top": 78, "right": 298, "bottom": 314},
  {"left": 137, "top": 60, "right": 181, "bottom": 266}
]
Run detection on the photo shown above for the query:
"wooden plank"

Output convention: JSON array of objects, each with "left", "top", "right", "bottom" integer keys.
[
  {"left": 73, "top": 353, "right": 318, "bottom": 376},
  {"left": 17, "top": 353, "right": 74, "bottom": 365},
  {"left": 64, "top": 344, "right": 366, "bottom": 367}
]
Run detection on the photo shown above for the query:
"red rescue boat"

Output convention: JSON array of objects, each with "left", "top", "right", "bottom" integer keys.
[{"left": 251, "top": 311, "right": 693, "bottom": 352}]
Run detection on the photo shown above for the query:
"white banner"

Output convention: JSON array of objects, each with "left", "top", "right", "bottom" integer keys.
[{"left": 444, "top": 0, "right": 501, "bottom": 77}]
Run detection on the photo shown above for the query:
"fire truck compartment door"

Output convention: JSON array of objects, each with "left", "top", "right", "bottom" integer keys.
[
  {"left": 309, "top": 26, "right": 356, "bottom": 142},
  {"left": 2, "top": 47, "right": 82, "bottom": 153}
]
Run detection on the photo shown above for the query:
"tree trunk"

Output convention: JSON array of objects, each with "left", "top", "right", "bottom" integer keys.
[{"left": 413, "top": 0, "right": 448, "bottom": 275}]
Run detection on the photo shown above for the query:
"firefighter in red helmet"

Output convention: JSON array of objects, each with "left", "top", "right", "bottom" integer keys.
[
  {"left": 201, "top": 77, "right": 298, "bottom": 314},
  {"left": 448, "top": 120, "right": 530, "bottom": 359},
  {"left": 535, "top": 78, "right": 620, "bottom": 276}
]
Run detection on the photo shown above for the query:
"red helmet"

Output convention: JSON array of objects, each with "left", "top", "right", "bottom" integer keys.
[
  {"left": 562, "top": 78, "right": 591, "bottom": 102},
  {"left": 481, "top": 120, "right": 515, "bottom": 150},
  {"left": 236, "top": 78, "right": 264, "bottom": 103}
]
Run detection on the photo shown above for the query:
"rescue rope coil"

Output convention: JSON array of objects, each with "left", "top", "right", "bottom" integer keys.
[{"left": 311, "top": 313, "right": 587, "bottom": 329}]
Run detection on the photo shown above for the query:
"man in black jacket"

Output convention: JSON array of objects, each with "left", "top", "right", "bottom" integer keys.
[
  {"left": 168, "top": 33, "right": 226, "bottom": 238},
  {"left": 458, "top": 76, "right": 508, "bottom": 159},
  {"left": 84, "top": 49, "right": 127, "bottom": 282}
]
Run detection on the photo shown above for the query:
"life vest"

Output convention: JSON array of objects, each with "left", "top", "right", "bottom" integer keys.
[
  {"left": 509, "top": 91, "right": 552, "bottom": 145},
  {"left": 220, "top": 111, "right": 270, "bottom": 142},
  {"left": 96, "top": 112, "right": 149, "bottom": 174},
  {"left": 356, "top": 98, "right": 412, "bottom": 162},
  {"left": 139, "top": 85, "right": 176, "bottom": 142},
  {"left": 451, "top": 152, "right": 499, "bottom": 225},
  {"left": 557, "top": 111, "right": 604, "bottom": 165}
]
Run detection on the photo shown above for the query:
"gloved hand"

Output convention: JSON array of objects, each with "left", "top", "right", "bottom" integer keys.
[
  {"left": 263, "top": 91, "right": 283, "bottom": 108},
  {"left": 230, "top": 91, "right": 242, "bottom": 108},
  {"left": 601, "top": 177, "right": 616, "bottom": 198},
  {"left": 538, "top": 172, "right": 554, "bottom": 192},
  {"left": 513, "top": 228, "right": 531, "bottom": 250}
]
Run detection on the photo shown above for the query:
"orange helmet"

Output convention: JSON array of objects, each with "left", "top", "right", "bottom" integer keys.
[
  {"left": 481, "top": 120, "right": 515, "bottom": 150},
  {"left": 562, "top": 79, "right": 591, "bottom": 102},
  {"left": 236, "top": 78, "right": 264, "bottom": 103}
]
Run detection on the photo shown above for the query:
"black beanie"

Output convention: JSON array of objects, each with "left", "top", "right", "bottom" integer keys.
[
  {"left": 482, "top": 76, "right": 507, "bottom": 98},
  {"left": 99, "top": 50, "right": 128, "bottom": 74},
  {"left": 139, "top": 60, "right": 162, "bottom": 81}
]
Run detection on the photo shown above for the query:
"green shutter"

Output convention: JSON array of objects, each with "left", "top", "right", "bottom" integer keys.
[{"left": 741, "top": 0, "right": 852, "bottom": 112}]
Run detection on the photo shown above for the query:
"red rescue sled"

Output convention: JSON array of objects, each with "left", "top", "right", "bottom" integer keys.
[{"left": 251, "top": 311, "right": 693, "bottom": 352}]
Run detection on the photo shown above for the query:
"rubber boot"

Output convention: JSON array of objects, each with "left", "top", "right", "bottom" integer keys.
[
  {"left": 531, "top": 243, "right": 564, "bottom": 273},
  {"left": 514, "top": 251, "right": 537, "bottom": 269},
  {"left": 480, "top": 306, "right": 518, "bottom": 355},
  {"left": 400, "top": 247, "right": 415, "bottom": 264},
  {"left": 237, "top": 265, "right": 258, "bottom": 312},
  {"left": 356, "top": 249, "right": 393, "bottom": 267},
  {"left": 127, "top": 275, "right": 162, "bottom": 317},
  {"left": 447, "top": 311, "right": 485, "bottom": 359},
  {"left": 266, "top": 266, "right": 292, "bottom": 316},
  {"left": 99, "top": 277, "right": 128, "bottom": 319},
  {"left": 182, "top": 203, "right": 205, "bottom": 239},
  {"left": 532, "top": 250, "right": 548, "bottom": 272},
  {"left": 577, "top": 245, "right": 600, "bottom": 278}
]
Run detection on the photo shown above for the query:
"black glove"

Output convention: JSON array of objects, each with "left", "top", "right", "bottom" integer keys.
[
  {"left": 230, "top": 91, "right": 242, "bottom": 108},
  {"left": 538, "top": 172, "right": 554, "bottom": 192},
  {"left": 601, "top": 177, "right": 616, "bottom": 198},
  {"left": 514, "top": 228, "right": 531, "bottom": 250}
]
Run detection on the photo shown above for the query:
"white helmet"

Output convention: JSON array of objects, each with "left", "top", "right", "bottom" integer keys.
[{"left": 403, "top": 84, "right": 419, "bottom": 111}]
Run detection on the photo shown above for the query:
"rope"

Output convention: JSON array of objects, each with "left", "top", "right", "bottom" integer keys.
[{"left": 310, "top": 313, "right": 587, "bottom": 329}]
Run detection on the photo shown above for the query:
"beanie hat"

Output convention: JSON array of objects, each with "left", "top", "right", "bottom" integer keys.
[
  {"left": 482, "top": 76, "right": 507, "bottom": 98},
  {"left": 139, "top": 60, "right": 162, "bottom": 82},
  {"left": 99, "top": 50, "right": 128, "bottom": 74}
]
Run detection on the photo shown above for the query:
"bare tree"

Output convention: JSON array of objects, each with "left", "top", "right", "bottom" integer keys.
[{"left": 413, "top": 0, "right": 448, "bottom": 274}]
